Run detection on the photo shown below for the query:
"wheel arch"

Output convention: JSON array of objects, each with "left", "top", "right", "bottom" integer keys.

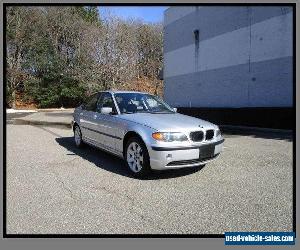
[{"left": 123, "top": 131, "right": 145, "bottom": 158}]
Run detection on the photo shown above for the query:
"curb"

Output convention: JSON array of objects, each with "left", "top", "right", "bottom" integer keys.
[
  {"left": 6, "top": 108, "right": 74, "bottom": 113},
  {"left": 36, "top": 109, "right": 74, "bottom": 112},
  {"left": 13, "top": 119, "right": 292, "bottom": 134},
  {"left": 14, "top": 118, "right": 72, "bottom": 128}
]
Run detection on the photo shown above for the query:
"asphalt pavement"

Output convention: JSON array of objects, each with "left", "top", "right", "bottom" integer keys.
[{"left": 6, "top": 124, "right": 293, "bottom": 234}]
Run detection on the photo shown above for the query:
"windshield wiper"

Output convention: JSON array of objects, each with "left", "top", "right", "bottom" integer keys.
[
  {"left": 122, "top": 111, "right": 135, "bottom": 114},
  {"left": 122, "top": 110, "right": 174, "bottom": 114},
  {"left": 122, "top": 110, "right": 150, "bottom": 114},
  {"left": 148, "top": 110, "right": 175, "bottom": 114},
  {"left": 136, "top": 110, "right": 151, "bottom": 113}
]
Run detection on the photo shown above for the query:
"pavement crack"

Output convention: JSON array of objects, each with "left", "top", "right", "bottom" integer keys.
[
  {"left": 89, "top": 185, "right": 135, "bottom": 203},
  {"left": 49, "top": 169, "right": 77, "bottom": 201},
  {"left": 89, "top": 185, "right": 166, "bottom": 233}
]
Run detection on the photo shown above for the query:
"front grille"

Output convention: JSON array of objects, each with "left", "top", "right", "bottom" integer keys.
[
  {"left": 190, "top": 131, "right": 204, "bottom": 142},
  {"left": 205, "top": 130, "right": 214, "bottom": 140},
  {"left": 166, "top": 153, "right": 220, "bottom": 166}
]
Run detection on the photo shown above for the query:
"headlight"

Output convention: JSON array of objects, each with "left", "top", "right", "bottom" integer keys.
[
  {"left": 216, "top": 128, "right": 221, "bottom": 137},
  {"left": 152, "top": 132, "right": 188, "bottom": 142}
]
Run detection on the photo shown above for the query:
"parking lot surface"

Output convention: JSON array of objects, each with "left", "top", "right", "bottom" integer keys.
[{"left": 6, "top": 124, "right": 293, "bottom": 234}]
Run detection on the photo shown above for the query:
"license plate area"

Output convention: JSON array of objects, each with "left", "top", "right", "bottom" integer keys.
[{"left": 199, "top": 145, "right": 215, "bottom": 159}]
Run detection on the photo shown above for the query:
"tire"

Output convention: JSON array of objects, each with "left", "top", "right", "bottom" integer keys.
[
  {"left": 195, "top": 164, "right": 206, "bottom": 171},
  {"left": 125, "top": 136, "right": 151, "bottom": 178},
  {"left": 74, "top": 125, "right": 84, "bottom": 148}
]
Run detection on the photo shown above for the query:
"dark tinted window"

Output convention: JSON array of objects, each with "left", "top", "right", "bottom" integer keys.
[{"left": 83, "top": 93, "right": 98, "bottom": 111}]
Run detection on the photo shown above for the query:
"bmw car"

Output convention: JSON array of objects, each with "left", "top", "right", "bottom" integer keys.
[{"left": 72, "top": 91, "right": 224, "bottom": 177}]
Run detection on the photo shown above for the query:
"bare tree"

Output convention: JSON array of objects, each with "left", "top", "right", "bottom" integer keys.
[{"left": 6, "top": 6, "right": 164, "bottom": 108}]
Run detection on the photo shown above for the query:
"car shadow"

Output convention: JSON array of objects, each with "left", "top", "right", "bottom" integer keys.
[{"left": 55, "top": 136, "right": 205, "bottom": 180}]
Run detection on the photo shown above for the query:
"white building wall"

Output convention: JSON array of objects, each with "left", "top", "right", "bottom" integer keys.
[{"left": 163, "top": 6, "right": 293, "bottom": 108}]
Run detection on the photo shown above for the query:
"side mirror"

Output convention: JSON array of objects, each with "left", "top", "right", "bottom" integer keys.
[
  {"left": 101, "top": 107, "right": 113, "bottom": 115},
  {"left": 80, "top": 104, "right": 85, "bottom": 109},
  {"left": 173, "top": 107, "right": 177, "bottom": 112}
]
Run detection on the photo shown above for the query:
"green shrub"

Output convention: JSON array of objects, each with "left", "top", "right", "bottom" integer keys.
[{"left": 25, "top": 76, "right": 87, "bottom": 108}]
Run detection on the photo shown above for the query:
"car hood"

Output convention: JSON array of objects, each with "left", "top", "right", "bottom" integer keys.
[{"left": 119, "top": 113, "right": 217, "bottom": 131}]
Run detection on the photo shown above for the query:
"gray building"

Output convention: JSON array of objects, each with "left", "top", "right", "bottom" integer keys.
[{"left": 163, "top": 6, "right": 293, "bottom": 129}]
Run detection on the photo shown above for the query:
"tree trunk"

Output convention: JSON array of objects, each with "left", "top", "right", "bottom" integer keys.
[{"left": 11, "top": 90, "right": 16, "bottom": 109}]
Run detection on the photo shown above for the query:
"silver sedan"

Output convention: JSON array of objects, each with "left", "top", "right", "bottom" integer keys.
[{"left": 72, "top": 91, "right": 224, "bottom": 177}]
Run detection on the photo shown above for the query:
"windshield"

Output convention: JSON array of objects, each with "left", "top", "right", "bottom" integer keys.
[{"left": 114, "top": 93, "right": 175, "bottom": 114}]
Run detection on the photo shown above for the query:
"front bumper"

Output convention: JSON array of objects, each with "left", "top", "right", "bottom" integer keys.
[{"left": 148, "top": 138, "right": 224, "bottom": 170}]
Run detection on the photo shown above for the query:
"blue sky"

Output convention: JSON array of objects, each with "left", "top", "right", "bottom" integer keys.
[{"left": 98, "top": 7, "right": 167, "bottom": 23}]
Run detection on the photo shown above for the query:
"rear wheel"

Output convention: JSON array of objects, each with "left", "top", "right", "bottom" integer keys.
[
  {"left": 125, "top": 137, "right": 151, "bottom": 177},
  {"left": 74, "top": 125, "right": 84, "bottom": 148}
]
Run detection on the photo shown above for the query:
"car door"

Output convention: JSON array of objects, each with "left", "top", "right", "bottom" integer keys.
[
  {"left": 80, "top": 93, "right": 100, "bottom": 143},
  {"left": 95, "top": 92, "right": 121, "bottom": 154}
]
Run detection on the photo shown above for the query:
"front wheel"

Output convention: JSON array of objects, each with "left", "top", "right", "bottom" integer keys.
[{"left": 125, "top": 137, "right": 151, "bottom": 178}]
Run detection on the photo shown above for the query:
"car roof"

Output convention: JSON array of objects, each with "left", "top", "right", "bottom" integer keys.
[
  {"left": 106, "top": 90, "right": 149, "bottom": 95},
  {"left": 87, "top": 90, "right": 151, "bottom": 98}
]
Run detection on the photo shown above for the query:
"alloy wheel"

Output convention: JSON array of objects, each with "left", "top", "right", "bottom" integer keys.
[{"left": 126, "top": 142, "right": 144, "bottom": 173}]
